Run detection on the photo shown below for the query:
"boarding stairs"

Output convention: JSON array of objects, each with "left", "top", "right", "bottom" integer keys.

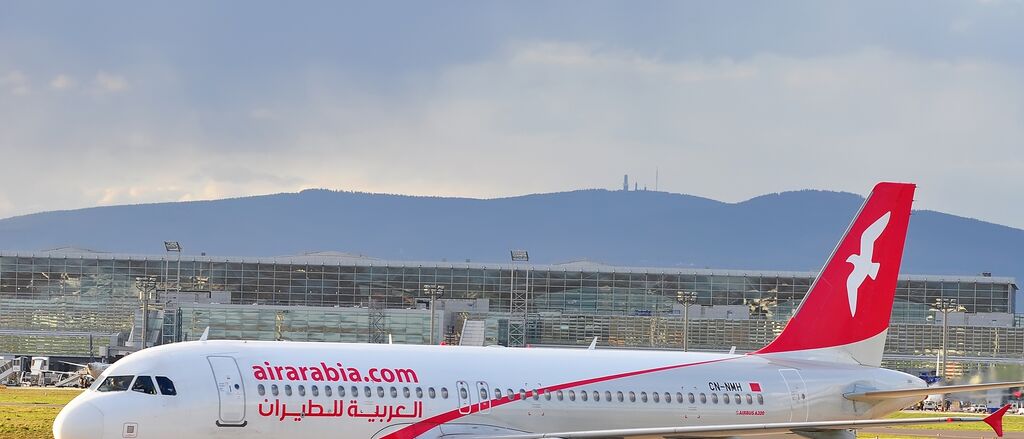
[
  {"left": 54, "top": 372, "right": 84, "bottom": 388},
  {"left": 0, "top": 359, "right": 17, "bottom": 384},
  {"left": 459, "top": 320, "right": 486, "bottom": 347}
]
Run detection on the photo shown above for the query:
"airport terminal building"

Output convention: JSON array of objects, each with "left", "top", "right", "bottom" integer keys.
[{"left": 0, "top": 248, "right": 1019, "bottom": 377}]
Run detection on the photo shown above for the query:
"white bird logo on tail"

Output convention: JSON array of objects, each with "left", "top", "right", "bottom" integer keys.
[{"left": 845, "top": 212, "right": 891, "bottom": 316}]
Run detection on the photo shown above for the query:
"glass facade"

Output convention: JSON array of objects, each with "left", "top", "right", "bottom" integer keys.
[
  {"left": 170, "top": 304, "right": 432, "bottom": 345},
  {"left": 0, "top": 250, "right": 1018, "bottom": 370}
]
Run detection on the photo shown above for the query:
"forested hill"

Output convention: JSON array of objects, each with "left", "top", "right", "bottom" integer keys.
[{"left": 0, "top": 188, "right": 1019, "bottom": 294}]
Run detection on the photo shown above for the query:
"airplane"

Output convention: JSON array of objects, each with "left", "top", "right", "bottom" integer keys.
[
  {"left": 59, "top": 360, "right": 112, "bottom": 380},
  {"left": 53, "top": 182, "right": 1022, "bottom": 439}
]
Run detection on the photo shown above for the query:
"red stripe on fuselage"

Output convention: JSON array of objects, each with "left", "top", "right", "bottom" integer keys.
[{"left": 379, "top": 356, "right": 739, "bottom": 439}]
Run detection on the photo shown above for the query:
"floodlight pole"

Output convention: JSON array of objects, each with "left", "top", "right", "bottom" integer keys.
[
  {"left": 423, "top": 285, "right": 445, "bottom": 344},
  {"left": 992, "top": 319, "right": 999, "bottom": 357},
  {"left": 135, "top": 276, "right": 158, "bottom": 349},
  {"left": 678, "top": 291, "right": 698, "bottom": 351},
  {"left": 509, "top": 250, "right": 529, "bottom": 348},
  {"left": 932, "top": 298, "right": 961, "bottom": 382},
  {"left": 942, "top": 304, "right": 948, "bottom": 379},
  {"left": 164, "top": 241, "right": 181, "bottom": 292}
]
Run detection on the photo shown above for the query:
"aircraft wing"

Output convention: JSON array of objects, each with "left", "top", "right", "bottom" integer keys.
[
  {"left": 57, "top": 360, "right": 88, "bottom": 368},
  {"left": 844, "top": 381, "right": 1024, "bottom": 402},
  {"left": 458, "top": 405, "right": 1010, "bottom": 439}
]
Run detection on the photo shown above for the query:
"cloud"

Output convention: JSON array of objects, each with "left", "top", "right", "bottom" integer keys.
[
  {"left": 1, "top": 43, "right": 1023, "bottom": 230},
  {"left": 278, "top": 43, "right": 1024, "bottom": 226},
  {"left": 975, "top": 0, "right": 1023, "bottom": 5},
  {"left": 49, "top": 74, "right": 76, "bottom": 90},
  {"left": 94, "top": 72, "right": 128, "bottom": 93},
  {"left": 248, "top": 108, "right": 278, "bottom": 120},
  {"left": 91, "top": 183, "right": 260, "bottom": 206},
  {"left": 1, "top": 71, "right": 30, "bottom": 95}
]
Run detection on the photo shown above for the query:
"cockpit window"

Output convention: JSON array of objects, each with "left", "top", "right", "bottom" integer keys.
[
  {"left": 131, "top": 376, "right": 157, "bottom": 395},
  {"left": 97, "top": 375, "right": 134, "bottom": 392},
  {"left": 88, "top": 376, "right": 104, "bottom": 391},
  {"left": 155, "top": 376, "right": 177, "bottom": 396}
]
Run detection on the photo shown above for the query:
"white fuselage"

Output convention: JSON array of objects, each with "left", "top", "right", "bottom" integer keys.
[{"left": 54, "top": 340, "right": 925, "bottom": 439}]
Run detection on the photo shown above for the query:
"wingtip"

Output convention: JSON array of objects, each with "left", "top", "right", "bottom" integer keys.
[{"left": 983, "top": 404, "right": 1011, "bottom": 437}]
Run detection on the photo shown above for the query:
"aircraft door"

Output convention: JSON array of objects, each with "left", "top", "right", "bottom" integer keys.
[
  {"left": 475, "top": 381, "right": 491, "bottom": 414},
  {"left": 779, "top": 369, "right": 808, "bottom": 422},
  {"left": 456, "top": 381, "right": 473, "bottom": 414},
  {"left": 208, "top": 356, "right": 247, "bottom": 426}
]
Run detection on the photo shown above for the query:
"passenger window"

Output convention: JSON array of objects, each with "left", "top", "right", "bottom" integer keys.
[
  {"left": 271, "top": 384, "right": 279, "bottom": 396},
  {"left": 746, "top": 394, "right": 753, "bottom": 404},
  {"left": 258, "top": 384, "right": 266, "bottom": 396},
  {"left": 131, "top": 376, "right": 157, "bottom": 395},
  {"left": 298, "top": 385, "right": 306, "bottom": 397},
  {"left": 416, "top": 387, "right": 423, "bottom": 398},
  {"left": 757, "top": 394, "right": 764, "bottom": 405},
  {"left": 155, "top": 376, "right": 177, "bottom": 396},
  {"left": 556, "top": 390, "right": 564, "bottom": 401},
  {"left": 532, "top": 390, "right": 539, "bottom": 401},
  {"left": 429, "top": 388, "right": 436, "bottom": 399},
  {"left": 640, "top": 392, "right": 648, "bottom": 403},
  {"left": 616, "top": 391, "right": 624, "bottom": 402},
  {"left": 97, "top": 375, "right": 134, "bottom": 392},
  {"left": 544, "top": 391, "right": 551, "bottom": 401},
  {"left": 441, "top": 387, "right": 449, "bottom": 399},
  {"left": 734, "top": 394, "right": 741, "bottom": 404},
  {"left": 377, "top": 386, "right": 384, "bottom": 398},
  {"left": 699, "top": 393, "right": 707, "bottom": 404},
  {"left": 390, "top": 387, "right": 398, "bottom": 398},
  {"left": 629, "top": 391, "right": 636, "bottom": 402},
  {"left": 404, "top": 387, "right": 411, "bottom": 398},
  {"left": 494, "top": 389, "right": 502, "bottom": 399},
  {"left": 605, "top": 391, "right": 612, "bottom": 402},
  {"left": 519, "top": 389, "right": 527, "bottom": 400},
  {"left": 652, "top": 392, "right": 659, "bottom": 403},
  {"left": 351, "top": 386, "right": 358, "bottom": 397},
  {"left": 711, "top": 393, "right": 718, "bottom": 404},
  {"left": 325, "top": 386, "right": 332, "bottom": 397},
  {"left": 580, "top": 391, "right": 588, "bottom": 401},
  {"left": 285, "top": 385, "right": 293, "bottom": 396},
  {"left": 338, "top": 386, "right": 345, "bottom": 397},
  {"left": 507, "top": 388, "right": 514, "bottom": 398},
  {"left": 688, "top": 393, "right": 694, "bottom": 403},
  {"left": 311, "top": 385, "right": 319, "bottom": 397},
  {"left": 363, "top": 386, "right": 371, "bottom": 397},
  {"left": 665, "top": 392, "right": 672, "bottom": 403},
  {"left": 460, "top": 387, "right": 469, "bottom": 399},
  {"left": 723, "top": 393, "right": 730, "bottom": 404}
]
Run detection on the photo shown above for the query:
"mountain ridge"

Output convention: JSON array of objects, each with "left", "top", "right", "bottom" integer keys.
[{"left": 0, "top": 189, "right": 1019, "bottom": 294}]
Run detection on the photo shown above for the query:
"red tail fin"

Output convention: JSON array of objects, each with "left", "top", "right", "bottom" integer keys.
[
  {"left": 984, "top": 404, "right": 1011, "bottom": 437},
  {"left": 755, "top": 182, "right": 915, "bottom": 366}
]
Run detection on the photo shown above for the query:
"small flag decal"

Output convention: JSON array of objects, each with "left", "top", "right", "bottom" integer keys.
[{"left": 749, "top": 382, "right": 762, "bottom": 392}]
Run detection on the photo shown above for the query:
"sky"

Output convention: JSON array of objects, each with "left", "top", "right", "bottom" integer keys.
[{"left": 2, "top": 1, "right": 1023, "bottom": 228}]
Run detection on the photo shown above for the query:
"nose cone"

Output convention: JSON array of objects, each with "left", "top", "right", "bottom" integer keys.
[{"left": 53, "top": 399, "right": 104, "bottom": 439}]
